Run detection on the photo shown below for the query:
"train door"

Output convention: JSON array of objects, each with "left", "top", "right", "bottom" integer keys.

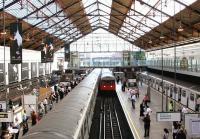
[
  {"left": 169, "top": 85, "right": 173, "bottom": 98},
  {"left": 196, "top": 95, "right": 200, "bottom": 112},
  {"left": 188, "top": 93, "right": 196, "bottom": 110},
  {"left": 164, "top": 84, "right": 169, "bottom": 96},
  {"left": 173, "top": 87, "right": 179, "bottom": 101},
  {"left": 178, "top": 87, "right": 181, "bottom": 102},
  {"left": 155, "top": 80, "right": 158, "bottom": 91},
  {"left": 159, "top": 81, "right": 163, "bottom": 92},
  {"left": 181, "top": 89, "right": 188, "bottom": 106}
]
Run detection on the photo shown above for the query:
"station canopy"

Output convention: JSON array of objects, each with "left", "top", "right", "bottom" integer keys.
[{"left": 0, "top": 0, "right": 200, "bottom": 51}]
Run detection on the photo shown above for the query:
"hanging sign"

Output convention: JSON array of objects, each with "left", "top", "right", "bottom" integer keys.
[
  {"left": 64, "top": 44, "right": 70, "bottom": 62},
  {"left": 0, "top": 112, "right": 13, "bottom": 122},
  {"left": 45, "top": 37, "right": 54, "bottom": 62},
  {"left": 10, "top": 22, "right": 22, "bottom": 64},
  {"left": 156, "top": 112, "right": 181, "bottom": 122},
  {"left": 41, "top": 43, "right": 46, "bottom": 63}
]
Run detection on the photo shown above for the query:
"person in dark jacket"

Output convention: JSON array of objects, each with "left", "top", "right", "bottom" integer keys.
[
  {"left": 140, "top": 102, "right": 145, "bottom": 117},
  {"left": 176, "top": 128, "right": 186, "bottom": 139},
  {"left": 143, "top": 114, "right": 151, "bottom": 137}
]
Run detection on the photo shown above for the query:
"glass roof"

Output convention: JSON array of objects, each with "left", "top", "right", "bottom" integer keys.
[
  {"left": 0, "top": 0, "right": 198, "bottom": 49},
  {"left": 70, "top": 28, "right": 141, "bottom": 52}
]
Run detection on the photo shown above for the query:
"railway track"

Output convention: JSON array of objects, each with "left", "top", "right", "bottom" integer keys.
[
  {"left": 89, "top": 94, "right": 133, "bottom": 139},
  {"left": 101, "top": 97, "right": 122, "bottom": 139}
]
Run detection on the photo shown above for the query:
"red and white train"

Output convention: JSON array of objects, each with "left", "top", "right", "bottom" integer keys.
[{"left": 99, "top": 69, "right": 116, "bottom": 92}]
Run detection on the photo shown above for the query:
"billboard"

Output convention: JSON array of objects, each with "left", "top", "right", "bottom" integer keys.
[
  {"left": 45, "top": 37, "right": 54, "bottom": 62},
  {"left": 8, "top": 64, "right": 18, "bottom": 83},
  {"left": 64, "top": 44, "right": 70, "bottom": 62},
  {"left": 39, "top": 63, "right": 44, "bottom": 76},
  {"left": 0, "top": 64, "right": 4, "bottom": 84},
  {"left": 41, "top": 44, "right": 46, "bottom": 63},
  {"left": 21, "top": 63, "right": 29, "bottom": 80},
  {"left": 10, "top": 22, "right": 22, "bottom": 64},
  {"left": 31, "top": 63, "right": 37, "bottom": 78}
]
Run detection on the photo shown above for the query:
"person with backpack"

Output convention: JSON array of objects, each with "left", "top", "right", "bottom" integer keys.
[
  {"left": 163, "top": 128, "right": 169, "bottom": 139},
  {"left": 131, "top": 93, "right": 136, "bottom": 109}
]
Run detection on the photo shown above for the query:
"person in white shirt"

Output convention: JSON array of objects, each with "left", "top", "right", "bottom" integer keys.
[
  {"left": 43, "top": 98, "right": 48, "bottom": 114},
  {"left": 131, "top": 94, "right": 136, "bottom": 109}
]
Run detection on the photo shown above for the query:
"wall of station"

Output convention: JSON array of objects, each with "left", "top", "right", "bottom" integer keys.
[{"left": 0, "top": 46, "right": 60, "bottom": 85}]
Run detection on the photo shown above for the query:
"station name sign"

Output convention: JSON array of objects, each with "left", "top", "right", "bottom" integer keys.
[{"left": 156, "top": 112, "right": 181, "bottom": 122}]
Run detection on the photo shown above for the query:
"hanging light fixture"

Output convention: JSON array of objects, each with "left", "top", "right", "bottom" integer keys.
[
  {"left": 178, "top": 21, "right": 184, "bottom": 32},
  {"left": 148, "top": 37, "right": 152, "bottom": 43},
  {"left": 160, "top": 0, "right": 164, "bottom": 39},
  {"left": 160, "top": 32, "right": 165, "bottom": 39}
]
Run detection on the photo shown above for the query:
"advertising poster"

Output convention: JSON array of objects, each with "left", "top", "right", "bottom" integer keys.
[
  {"left": 8, "top": 64, "right": 18, "bottom": 83},
  {"left": 64, "top": 44, "right": 70, "bottom": 62},
  {"left": 41, "top": 44, "right": 46, "bottom": 63},
  {"left": 39, "top": 63, "right": 44, "bottom": 76},
  {"left": 10, "top": 22, "right": 22, "bottom": 64},
  {"left": 45, "top": 37, "right": 54, "bottom": 62},
  {"left": 21, "top": 63, "right": 29, "bottom": 80},
  {"left": 0, "top": 64, "right": 4, "bottom": 84},
  {"left": 31, "top": 63, "right": 37, "bottom": 78}
]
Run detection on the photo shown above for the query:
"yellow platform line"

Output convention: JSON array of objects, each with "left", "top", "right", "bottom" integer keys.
[{"left": 117, "top": 90, "right": 142, "bottom": 139}]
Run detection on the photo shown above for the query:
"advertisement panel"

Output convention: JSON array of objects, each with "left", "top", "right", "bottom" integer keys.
[
  {"left": 21, "top": 63, "right": 29, "bottom": 80},
  {"left": 10, "top": 22, "right": 22, "bottom": 64},
  {"left": 64, "top": 44, "right": 70, "bottom": 62},
  {"left": 156, "top": 112, "right": 181, "bottom": 122},
  {"left": 45, "top": 37, "right": 54, "bottom": 62},
  {"left": 8, "top": 64, "right": 18, "bottom": 83},
  {"left": 31, "top": 63, "right": 37, "bottom": 78},
  {"left": 0, "top": 64, "right": 4, "bottom": 84}
]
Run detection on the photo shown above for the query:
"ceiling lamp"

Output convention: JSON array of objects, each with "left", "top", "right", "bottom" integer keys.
[
  {"left": 178, "top": 22, "right": 184, "bottom": 32},
  {"left": 148, "top": 38, "right": 152, "bottom": 44},
  {"left": 0, "top": 31, "right": 7, "bottom": 35},
  {"left": 160, "top": 33, "right": 165, "bottom": 39}
]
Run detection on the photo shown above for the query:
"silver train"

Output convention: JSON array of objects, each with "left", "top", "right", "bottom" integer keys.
[
  {"left": 23, "top": 69, "right": 101, "bottom": 139},
  {"left": 140, "top": 72, "right": 200, "bottom": 111}
]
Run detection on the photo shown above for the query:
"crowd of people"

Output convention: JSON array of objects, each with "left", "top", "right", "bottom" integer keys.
[
  {"left": 121, "top": 75, "right": 189, "bottom": 139},
  {"left": 1, "top": 77, "right": 82, "bottom": 139}
]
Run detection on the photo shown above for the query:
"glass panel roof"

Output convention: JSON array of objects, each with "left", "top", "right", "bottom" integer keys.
[{"left": 70, "top": 28, "right": 141, "bottom": 52}]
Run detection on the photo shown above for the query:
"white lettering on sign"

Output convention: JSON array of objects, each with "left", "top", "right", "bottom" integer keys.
[{"left": 157, "top": 112, "right": 181, "bottom": 122}]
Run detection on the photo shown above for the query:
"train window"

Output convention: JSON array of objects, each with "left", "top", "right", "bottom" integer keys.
[
  {"left": 190, "top": 94, "right": 195, "bottom": 101},
  {"left": 182, "top": 90, "right": 186, "bottom": 97}
]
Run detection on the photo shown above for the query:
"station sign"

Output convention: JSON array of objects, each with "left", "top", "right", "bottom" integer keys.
[
  {"left": 0, "top": 112, "right": 13, "bottom": 122},
  {"left": 156, "top": 112, "right": 181, "bottom": 122}
]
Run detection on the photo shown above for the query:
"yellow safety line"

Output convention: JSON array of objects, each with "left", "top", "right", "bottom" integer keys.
[{"left": 117, "top": 91, "right": 142, "bottom": 139}]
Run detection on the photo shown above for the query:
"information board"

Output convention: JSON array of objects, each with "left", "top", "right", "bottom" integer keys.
[
  {"left": 0, "top": 64, "right": 4, "bottom": 84},
  {"left": 21, "top": 63, "right": 29, "bottom": 80},
  {"left": 31, "top": 62, "right": 37, "bottom": 78},
  {"left": 156, "top": 112, "right": 181, "bottom": 122},
  {"left": 0, "top": 112, "right": 13, "bottom": 122},
  {"left": 8, "top": 64, "right": 18, "bottom": 83},
  {"left": 0, "top": 101, "right": 6, "bottom": 110}
]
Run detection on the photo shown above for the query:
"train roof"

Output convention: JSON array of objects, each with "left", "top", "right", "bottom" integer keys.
[{"left": 22, "top": 69, "right": 101, "bottom": 139}]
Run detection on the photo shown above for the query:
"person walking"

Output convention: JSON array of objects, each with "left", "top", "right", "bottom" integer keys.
[
  {"left": 163, "top": 128, "right": 169, "bottom": 139},
  {"left": 131, "top": 93, "right": 136, "bottom": 109},
  {"left": 43, "top": 98, "right": 48, "bottom": 114},
  {"left": 140, "top": 102, "right": 145, "bottom": 118},
  {"left": 31, "top": 111, "right": 37, "bottom": 126},
  {"left": 143, "top": 114, "right": 151, "bottom": 137},
  {"left": 13, "top": 118, "right": 20, "bottom": 139},
  {"left": 176, "top": 128, "right": 186, "bottom": 139},
  {"left": 172, "top": 121, "right": 179, "bottom": 139}
]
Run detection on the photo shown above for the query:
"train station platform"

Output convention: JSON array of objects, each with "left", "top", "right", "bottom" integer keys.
[{"left": 116, "top": 83, "right": 173, "bottom": 139}]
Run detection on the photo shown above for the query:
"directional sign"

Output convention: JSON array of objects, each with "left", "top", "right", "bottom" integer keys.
[
  {"left": 156, "top": 112, "right": 181, "bottom": 122},
  {"left": 0, "top": 112, "right": 13, "bottom": 122}
]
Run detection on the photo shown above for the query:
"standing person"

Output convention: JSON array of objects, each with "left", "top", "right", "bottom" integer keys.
[
  {"left": 13, "top": 118, "right": 20, "bottom": 139},
  {"left": 176, "top": 128, "right": 186, "bottom": 139},
  {"left": 131, "top": 93, "right": 136, "bottom": 109},
  {"left": 140, "top": 102, "right": 145, "bottom": 118},
  {"left": 43, "top": 98, "right": 48, "bottom": 114},
  {"left": 143, "top": 94, "right": 149, "bottom": 107},
  {"left": 172, "top": 121, "right": 179, "bottom": 139},
  {"left": 163, "top": 128, "right": 169, "bottom": 139},
  {"left": 31, "top": 111, "right": 37, "bottom": 126},
  {"left": 143, "top": 114, "right": 151, "bottom": 137}
]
